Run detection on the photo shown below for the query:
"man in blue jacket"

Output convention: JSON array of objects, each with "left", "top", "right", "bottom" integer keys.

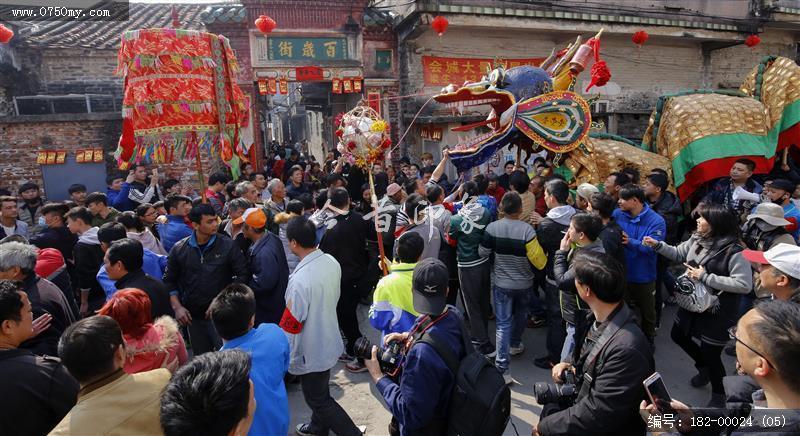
[
  {"left": 612, "top": 184, "right": 665, "bottom": 344},
  {"left": 158, "top": 195, "right": 193, "bottom": 253},
  {"left": 106, "top": 173, "right": 135, "bottom": 212},
  {"left": 365, "top": 258, "right": 466, "bottom": 436}
]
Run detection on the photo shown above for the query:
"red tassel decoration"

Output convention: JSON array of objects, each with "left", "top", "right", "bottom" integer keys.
[{"left": 586, "top": 60, "right": 611, "bottom": 91}]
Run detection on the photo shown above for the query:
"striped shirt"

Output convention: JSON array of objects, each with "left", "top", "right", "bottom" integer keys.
[{"left": 478, "top": 218, "right": 546, "bottom": 289}]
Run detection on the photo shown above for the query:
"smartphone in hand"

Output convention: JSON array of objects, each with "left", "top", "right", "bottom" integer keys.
[{"left": 644, "top": 372, "right": 674, "bottom": 413}]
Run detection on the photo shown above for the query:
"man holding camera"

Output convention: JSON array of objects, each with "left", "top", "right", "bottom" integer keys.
[
  {"left": 535, "top": 252, "right": 653, "bottom": 436},
  {"left": 364, "top": 258, "right": 467, "bottom": 436}
]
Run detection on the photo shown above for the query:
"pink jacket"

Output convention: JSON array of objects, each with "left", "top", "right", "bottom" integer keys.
[{"left": 123, "top": 316, "right": 188, "bottom": 374}]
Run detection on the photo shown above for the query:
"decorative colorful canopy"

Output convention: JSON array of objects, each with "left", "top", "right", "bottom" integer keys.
[{"left": 114, "top": 28, "right": 250, "bottom": 171}]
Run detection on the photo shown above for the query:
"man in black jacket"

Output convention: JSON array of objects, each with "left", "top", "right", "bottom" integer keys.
[
  {"left": 588, "top": 193, "right": 625, "bottom": 266},
  {"left": 164, "top": 204, "right": 249, "bottom": 355},
  {"left": 536, "top": 251, "right": 653, "bottom": 436},
  {"left": 30, "top": 202, "right": 77, "bottom": 265},
  {"left": 644, "top": 172, "right": 683, "bottom": 327},
  {"left": 0, "top": 280, "right": 79, "bottom": 435},
  {"left": 534, "top": 179, "right": 577, "bottom": 369},
  {"left": 104, "top": 238, "right": 173, "bottom": 319},
  {"left": 65, "top": 207, "right": 105, "bottom": 317},
  {"left": 319, "top": 187, "right": 369, "bottom": 372}
]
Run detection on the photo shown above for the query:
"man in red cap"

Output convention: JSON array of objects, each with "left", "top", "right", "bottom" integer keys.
[{"left": 742, "top": 243, "right": 800, "bottom": 303}]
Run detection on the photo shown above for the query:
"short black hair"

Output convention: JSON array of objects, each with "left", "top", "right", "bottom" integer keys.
[
  {"left": 106, "top": 174, "right": 124, "bottom": 186},
  {"left": 97, "top": 222, "right": 127, "bottom": 245},
  {"left": 589, "top": 192, "right": 616, "bottom": 219},
  {"left": 509, "top": 170, "right": 530, "bottom": 193},
  {"left": 115, "top": 211, "right": 144, "bottom": 232},
  {"left": 650, "top": 168, "right": 668, "bottom": 177},
  {"left": 68, "top": 184, "right": 87, "bottom": 195},
  {"left": 0, "top": 280, "right": 24, "bottom": 324},
  {"left": 696, "top": 203, "right": 740, "bottom": 239},
  {"left": 735, "top": 158, "right": 757, "bottom": 172},
  {"left": 286, "top": 216, "right": 316, "bottom": 249},
  {"left": 163, "top": 179, "right": 181, "bottom": 192},
  {"left": 189, "top": 204, "right": 217, "bottom": 224},
  {"left": 472, "top": 174, "right": 489, "bottom": 194},
  {"left": 571, "top": 213, "right": 603, "bottom": 241},
  {"left": 160, "top": 349, "right": 252, "bottom": 436},
  {"left": 500, "top": 191, "right": 522, "bottom": 215},
  {"left": 18, "top": 182, "right": 39, "bottom": 194},
  {"left": 573, "top": 251, "right": 626, "bottom": 303},
  {"left": 404, "top": 193, "right": 427, "bottom": 222},
  {"left": 289, "top": 165, "right": 303, "bottom": 177},
  {"left": 58, "top": 315, "right": 124, "bottom": 384},
  {"left": 298, "top": 193, "right": 314, "bottom": 211},
  {"left": 329, "top": 187, "right": 350, "bottom": 209},
  {"left": 135, "top": 203, "right": 154, "bottom": 217},
  {"left": 645, "top": 173, "right": 669, "bottom": 192},
  {"left": 165, "top": 195, "right": 191, "bottom": 214},
  {"left": 396, "top": 231, "right": 424, "bottom": 263},
  {"left": 210, "top": 283, "right": 256, "bottom": 341},
  {"left": 107, "top": 238, "right": 144, "bottom": 272},
  {"left": 609, "top": 171, "right": 631, "bottom": 188},
  {"left": 41, "top": 202, "right": 69, "bottom": 218},
  {"left": 750, "top": 300, "right": 800, "bottom": 393},
  {"left": 209, "top": 172, "right": 229, "bottom": 186},
  {"left": 65, "top": 206, "right": 93, "bottom": 225},
  {"left": 618, "top": 184, "right": 646, "bottom": 204},
  {"left": 85, "top": 192, "right": 107, "bottom": 206},
  {"left": 426, "top": 184, "right": 443, "bottom": 204},
  {"left": 544, "top": 179, "right": 570, "bottom": 205},
  {"left": 326, "top": 173, "right": 345, "bottom": 186},
  {"left": 504, "top": 160, "right": 516, "bottom": 168},
  {"left": 463, "top": 181, "right": 480, "bottom": 198},
  {"left": 315, "top": 190, "right": 329, "bottom": 210},
  {"left": 403, "top": 179, "right": 419, "bottom": 196},
  {"left": 621, "top": 167, "right": 640, "bottom": 185},
  {"left": 287, "top": 199, "right": 304, "bottom": 215}
]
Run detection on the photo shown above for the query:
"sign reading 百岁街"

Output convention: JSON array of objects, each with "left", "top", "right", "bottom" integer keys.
[
  {"left": 267, "top": 37, "right": 348, "bottom": 61},
  {"left": 422, "top": 55, "right": 545, "bottom": 86}
]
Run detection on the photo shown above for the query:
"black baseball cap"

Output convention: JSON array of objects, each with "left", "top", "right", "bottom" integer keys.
[
  {"left": 412, "top": 258, "right": 449, "bottom": 316},
  {"left": 770, "top": 179, "right": 796, "bottom": 193}
]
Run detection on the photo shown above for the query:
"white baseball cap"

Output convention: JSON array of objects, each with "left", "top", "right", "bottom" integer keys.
[{"left": 742, "top": 243, "right": 800, "bottom": 280}]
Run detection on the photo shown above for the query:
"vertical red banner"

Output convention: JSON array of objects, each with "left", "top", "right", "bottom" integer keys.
[
  {"left": 268, "top": 78, "right": 277, "bottom": 94},
  {"left": 343, "top": 79, "right": 352, "bottom": 93},
  {"left": 258, "top": 80, "right": 268, "bottom": 95},
  {"left": 332, "top": 78, "right": 341, "bottom": 94},
  {"left": 279, "top": 78, "right": 288, "bottom": 94},
  {"left": 367, "top": 90, "right": 381, "bottom": 115},
  {"left": 353, "top": 78, "right": 362, "bottom": 93}
]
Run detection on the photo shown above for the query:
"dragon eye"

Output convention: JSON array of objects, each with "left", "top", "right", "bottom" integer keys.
[{"left": 489, "top": 68, "right": 505, "bottom": 88}]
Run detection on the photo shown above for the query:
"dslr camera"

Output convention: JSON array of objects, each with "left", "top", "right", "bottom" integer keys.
[
  {"left": 534, "top": 369, "right": 579, "bottom": 407},
  {"left": 354, "top": 337, "right": 404, "bottom": 377}
]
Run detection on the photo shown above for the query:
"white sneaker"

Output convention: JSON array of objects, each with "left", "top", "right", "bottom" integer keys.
[
  {"left": 503, "top": 374, "right": 514, "bottom": 385},
  {"left": 509, "top": 343, "right": 525, "bottom": 356}
]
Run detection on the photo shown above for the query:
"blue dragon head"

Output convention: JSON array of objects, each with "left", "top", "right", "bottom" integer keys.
[{"left": 434, "top": 65, "right": 591, "bottom": 172}]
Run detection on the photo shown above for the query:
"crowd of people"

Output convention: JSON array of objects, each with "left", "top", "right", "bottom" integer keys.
[{"left": 1, "top": 145, "right": 800, "bottom": 436}]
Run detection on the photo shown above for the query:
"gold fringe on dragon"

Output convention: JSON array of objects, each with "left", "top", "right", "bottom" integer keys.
[{"left": 433, "top": 30, "right": 800, "bottom": 202}]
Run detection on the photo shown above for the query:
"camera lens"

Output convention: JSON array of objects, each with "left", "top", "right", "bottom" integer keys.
[{"left": 353, "top": 337, "right": 373, "bottom": 361}]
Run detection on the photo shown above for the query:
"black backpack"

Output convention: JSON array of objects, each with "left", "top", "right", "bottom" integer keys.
[{"left": 416, "top": 325, "right": 511, "bottom": 436}]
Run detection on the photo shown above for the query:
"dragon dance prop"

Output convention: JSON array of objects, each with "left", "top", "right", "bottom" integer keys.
[
  {"left": 335, "top": 103, "right": 392, "bottom": 275},
  {"left": 114, "top": 28, "right": 250, "bottom": 182},
  {"left": 643, "top": 56, "right": 800, "bottom": 200}
]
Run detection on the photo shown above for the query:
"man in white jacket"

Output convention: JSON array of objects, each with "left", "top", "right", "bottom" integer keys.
[{"left": 279, "top": 216, "right": 362, "bottom": 436}]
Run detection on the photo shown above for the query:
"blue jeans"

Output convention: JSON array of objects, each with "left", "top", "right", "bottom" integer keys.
[{"left": 493, "top": 286, "right": 531, "bottom": 373}]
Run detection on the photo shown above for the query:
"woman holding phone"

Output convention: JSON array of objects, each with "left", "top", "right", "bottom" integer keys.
[{"left": 643, "top": 203, "right": 752, "bottom": 408}]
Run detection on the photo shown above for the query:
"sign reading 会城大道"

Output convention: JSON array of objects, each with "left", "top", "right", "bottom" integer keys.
[
  {"left": 267, "top": 36, "right": 348, "bottom": 61},
  {"left": 422, "top": 55, "right": 545, "bottom": 86}
]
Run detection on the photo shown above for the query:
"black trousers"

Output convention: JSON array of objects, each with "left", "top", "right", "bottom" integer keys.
[
  {"left": 299, "top": 370, "right": 361, "bottom": 435},
  {"left": 337, "top": 279, "right": 363, "bottom": 358},
  {"left": 671, "top": 323, "right": 725, "bottom": 394}
]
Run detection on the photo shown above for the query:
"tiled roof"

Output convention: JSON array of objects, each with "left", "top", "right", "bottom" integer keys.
[{"left": 5, "top": 3, "right": 242, "bottom": 50}]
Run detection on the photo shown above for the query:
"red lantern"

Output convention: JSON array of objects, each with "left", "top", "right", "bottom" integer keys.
[
  {"left": 255, "top": 15, "right": 276, "bottom": 34},
  {"left": 745, "top": 34, "right": 761, "bottom": 48},
  {"left": 0, "top": 24, "right": 13, "bottom": 44},
  {"left": 431, "top": 16, "right": 448, "bottom": 36},
  {"left": 631, "top": 30, "right": 648, "bottom": 47}
]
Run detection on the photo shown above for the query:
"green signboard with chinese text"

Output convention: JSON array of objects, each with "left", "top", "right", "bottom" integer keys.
[
  {"left": 375, "top": 49, "right": 392, "bottom": 70},
  {"left": 267, "top": 37, "right": 348, "bottom": 61}
]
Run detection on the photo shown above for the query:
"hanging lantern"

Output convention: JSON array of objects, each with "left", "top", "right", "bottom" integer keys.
[
  {"left": 744, "top": 34, "right": 761, "bottom": 49},
  {"left": 631, "top": 30, "right": 649, "bottom": 47},
  {"left": 0, "top": 24, "right": 13, "bottom": 44},
  {"left": 255, "top": 15, "right": 276, "bottom": 34},
  {"left": 431, "top": 16, "right": 449, "bottom": 36}
]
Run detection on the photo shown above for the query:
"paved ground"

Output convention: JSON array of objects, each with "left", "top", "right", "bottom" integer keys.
[{"left": 286, "top": 304, "right": 736, "bottom": 436}]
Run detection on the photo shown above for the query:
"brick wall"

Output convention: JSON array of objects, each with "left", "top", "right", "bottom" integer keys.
[{"left": 0, "top": 114, "right": 220, "bottom": 198}]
